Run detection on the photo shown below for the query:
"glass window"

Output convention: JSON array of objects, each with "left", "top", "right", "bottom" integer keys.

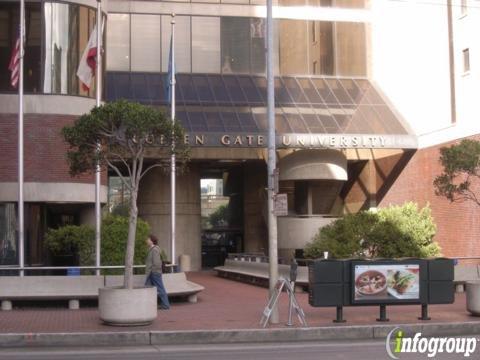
[
  {"left": 192, "top": 75, "right": 215, "bottom": 103},
  {"left": 279, "top": 20, "right": 308, "bottom": 75},
  {"left": 221, "top": 17, "right": 250, "bottom": 74},
  {"left": 208, "top": 75, "right": 231, "bottom": 103},
  {"left": 287, "top": 0, "right": 366, "bottom": 8},
  {"left": 44, "top": 3, "right": 81, "bottom": 94},
  {"left": 162, "top": 15, "right": 191, "bottom": 73},
  {"left": 0, "top": 2, "right": 42, "bottom": 93},
  {"left": 250, "top": 18, "right": 266, "bottom": 74},
  {"left": 0, "top": 203, "right": 17, "bottom": 266},
  {"left": 131, "top": 14, "right": 160, "bottom": 72},
  {"left": 108, "top": 177, "right": 131, "bottom": 213},
  {"left": 107, "top": 13, "right": 130, "bottom": 71},
  {"left": 309, "top": 21, "right": 334, "bottom": 75},
  {"left": 335, "top": 22, "right": 366, "bottom": 76},
  {"left": 192, "top": 17, "right": 220, "bottom": 73}
]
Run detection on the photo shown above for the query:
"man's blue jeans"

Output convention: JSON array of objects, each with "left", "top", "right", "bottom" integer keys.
[{"left": 145, "top": 272, "right": 170, "bottom": 309}]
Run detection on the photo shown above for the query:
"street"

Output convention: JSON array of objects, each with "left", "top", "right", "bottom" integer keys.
[{"left": 0, "top": 339, "right": 474, "bottom": 360}]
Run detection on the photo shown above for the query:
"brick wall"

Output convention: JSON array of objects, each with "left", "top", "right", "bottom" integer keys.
[
  {"left": 378, "top": 136, "right": 480, "bottom": 258},
  {"left": 0, "top": 113, "right": 106, "bottom": 184}
]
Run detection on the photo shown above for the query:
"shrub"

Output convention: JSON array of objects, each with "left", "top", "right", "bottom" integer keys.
[
  {"left": 208, "top": 204, "right": 229, "bottom": 227},
  {"left": 304, "top": 211, "right": 377, "bottom": 259},
  {"left": 101, "top": 215, "right": 150, "bottom": 274},
  {"left": 44, "top": 215, "right": 151, "bottom": 273},
  {"left": 304, "top": 202, "right": 441, "bottom": 259},
  {"left": 44, "top": 225, "right": 95, "bottom": 266}
]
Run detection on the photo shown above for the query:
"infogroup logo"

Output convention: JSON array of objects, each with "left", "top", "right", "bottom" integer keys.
[{"left": 385, "top": 327, "right": 478, "bottom": 359}]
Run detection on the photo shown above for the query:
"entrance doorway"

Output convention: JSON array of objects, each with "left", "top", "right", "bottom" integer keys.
[{"left": 200, "top": 166, "right": 244, "bottom": 268}]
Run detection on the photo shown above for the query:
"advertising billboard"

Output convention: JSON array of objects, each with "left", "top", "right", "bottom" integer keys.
[{"left": 352, "top": 263, "right": 420, "bottom": 304}]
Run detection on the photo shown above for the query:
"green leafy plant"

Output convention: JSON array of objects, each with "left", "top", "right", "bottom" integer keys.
[
  {"left": 100, "top": 215, "right": 151, "bottom": 274},
  {"left": 434, "top": 139, "right": 480, "bottom": 205},
  {"left": 44, "top": 215, "right": 151, "bottom": 274},
  {"left": 208, "top": 204, "right": 229, "bottom": 227},
  {"left": 62, "top": 100, "right": 189, "bottom": 288},
  {"left": 304, "top": 202, "right": 440, "bottom": 259},
  {"left": 44, "top": 225, "right": 95, "bottom": 266}
]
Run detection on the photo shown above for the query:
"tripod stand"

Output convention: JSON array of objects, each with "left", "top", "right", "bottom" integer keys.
[{"left": 260, "top": 276, "right": 307, "bottom": 328}]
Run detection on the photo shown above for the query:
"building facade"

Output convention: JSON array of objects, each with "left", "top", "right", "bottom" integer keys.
[{"left": 0, "top": 0, "right": 479, "bottom": 270}]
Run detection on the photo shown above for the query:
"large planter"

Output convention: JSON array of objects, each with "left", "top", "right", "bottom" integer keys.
[
  {"left": 466, "top": 281, "right": 480, "bottom": 316},
  {"left": 99, "top": 286, "right": 157, "bottom": 326}
]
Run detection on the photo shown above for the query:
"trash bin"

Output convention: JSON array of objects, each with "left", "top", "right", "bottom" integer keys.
[{"left": 179, "top": 254, "right": 191, "bottom": 272}]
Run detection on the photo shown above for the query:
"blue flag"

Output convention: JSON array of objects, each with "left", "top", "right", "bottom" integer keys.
[{"left": 166, "top": 34, "right": 174, "bottom": 104}]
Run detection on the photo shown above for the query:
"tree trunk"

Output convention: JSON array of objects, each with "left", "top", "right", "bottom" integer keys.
[{"left": 124, "top": 190, "right": 138, "bottom": 289}]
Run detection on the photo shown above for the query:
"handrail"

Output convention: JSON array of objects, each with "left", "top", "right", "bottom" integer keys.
[{"left": 0, "top": 265, "right": 145, "bottom": 271}]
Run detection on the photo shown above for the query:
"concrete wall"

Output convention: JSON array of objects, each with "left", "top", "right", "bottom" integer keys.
[
  {"left": 277, "top": 216, "right": 338, "bottom": 259},
  {"left": 138, "top": 165, "right": 202, "bottom": 270},
  {"left": 243, "top": 162, "right": 268, "bottom": 254}
]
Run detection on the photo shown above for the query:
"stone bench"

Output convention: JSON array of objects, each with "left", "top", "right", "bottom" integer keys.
[
  {"left": 214, "top": 259, "right": 308, "bottom": 289},
  {"left": 104, "top": 272, "right": 205, "bottom": 303},
  {"left": 0, "top": 272, "right": 204, "bottom": 310},
  {"left": 0, "top": 276, "right": 104, "bottom": 310},
  {"left": 454, "top": 265, "right": 480, "bottom": 293}
]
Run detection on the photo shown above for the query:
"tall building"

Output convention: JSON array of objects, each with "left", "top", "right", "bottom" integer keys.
[{"left": 0, "top": 0, "right": 478, "bottom": 270}]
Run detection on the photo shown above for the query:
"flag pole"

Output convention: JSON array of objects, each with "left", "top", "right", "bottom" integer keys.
[
  {"left": 94, "top": 0, "right": 102, "bottom": 276},
  {"left": 170, "top": 14, "right": 176, "bottom": 269},
  {"left": 18, "top": 0, "right": 25, "bottom": 277},
  {"left": 266, "top": 0, "right": 279, "bottom": 323}
]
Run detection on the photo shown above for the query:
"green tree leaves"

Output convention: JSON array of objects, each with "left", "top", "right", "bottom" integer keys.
[
  {"left": 304, "top": 202, "right": 440, "bottom": 259},
  {"left": 434, "top": 139, "right": 480, "bottom": 205}
]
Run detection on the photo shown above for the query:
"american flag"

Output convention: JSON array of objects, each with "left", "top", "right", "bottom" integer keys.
[{"left": 8, "top": 34, "right": 21, "bottom": 89}]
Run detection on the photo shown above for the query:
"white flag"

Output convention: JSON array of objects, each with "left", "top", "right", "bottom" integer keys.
[{"left": 77, "top": 24, "right": 100, "bottom": 91}]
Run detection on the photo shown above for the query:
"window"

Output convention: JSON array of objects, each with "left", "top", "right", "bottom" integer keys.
[
  {"left": 192, "top": 17, "right": 220, "bottom": 73},
  {"left": 463, "top": 48, "right": 470, "bottom": 73},
  {"left": 131, "top": 14, "right": 160, "bottom": 72},
  {"left": 43, "top": 2, "right": 82, "bottom": 95},
  {"left": 0, "top": 203, "right": 17, "bottom": 266},
  {"left": 221, "top": 17, "right": 250, "bottom": 74},
  {"left": 0, "top": 2, "right": 42, "bottom": 93},
  {"left": 108, "top": 177, "right": 131, "bottom": 213},
  {"left": 161, "top": 15, "right": 191, "bottom": 73},
  {"left": 107, "top": 14, "right": 130, "bottom": 71}
]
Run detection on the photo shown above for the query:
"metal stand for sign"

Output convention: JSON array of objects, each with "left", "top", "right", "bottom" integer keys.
[{"left": 260, "top": 277, "right": 307, "bottom": 328}]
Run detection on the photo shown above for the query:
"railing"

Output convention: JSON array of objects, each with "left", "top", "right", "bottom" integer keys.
[
  {"left": 0, "top": 265, "right": 145, "bottom": 271},
  {"left": 0, "top": 265, "right": 146, "bottom": 276}
]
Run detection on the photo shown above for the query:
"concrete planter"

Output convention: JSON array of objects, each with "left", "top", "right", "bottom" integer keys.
[
  {"left": 466, "top": 281, "right": 480, "bottom": 316},
  {"left": 99, "top": 286, "right": 157, "bottom": 326}
]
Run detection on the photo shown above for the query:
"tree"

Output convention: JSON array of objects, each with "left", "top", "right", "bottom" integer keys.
[
  {"left": 62, "top": 100, "right": 189, "bottom": 289},
  {"left": 434, "top": 139, "right": 480, "bottom": 205},
  {"left": 208, "top": 204, "right": 229, "bottom": 227}
]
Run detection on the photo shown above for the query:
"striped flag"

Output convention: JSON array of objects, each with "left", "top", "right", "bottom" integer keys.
[
  {"left": 77, "top": 22, "right": 103, "bottom": 91},
  {"left": 8, "top": 34, "right": 21, "bottom": 89}
]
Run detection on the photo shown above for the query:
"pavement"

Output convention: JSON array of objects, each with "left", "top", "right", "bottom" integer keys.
[{"left": 0, "top": 271, "right": 479, "bottom": 348}]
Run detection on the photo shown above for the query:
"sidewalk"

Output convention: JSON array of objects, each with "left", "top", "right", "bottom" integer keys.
[{"left": 0, "top": 271, "right": 479, "bottom": 347}]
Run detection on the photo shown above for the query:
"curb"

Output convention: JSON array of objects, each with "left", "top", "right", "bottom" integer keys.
[{"left": 1, "top": 322, "right": 480, "bottom": 348}]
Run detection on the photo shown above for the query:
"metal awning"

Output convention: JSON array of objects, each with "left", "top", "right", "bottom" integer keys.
[{"left": 106, "top": 73, "right": 417, "bottom": 149}]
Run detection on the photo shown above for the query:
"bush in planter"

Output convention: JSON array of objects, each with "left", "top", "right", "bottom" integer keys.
[
  {"left": 304, "top": 202, "right": 441, "bottom": 259},
  {"left": 44, "top": 215, "right": 151, "bottom": 274}
]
